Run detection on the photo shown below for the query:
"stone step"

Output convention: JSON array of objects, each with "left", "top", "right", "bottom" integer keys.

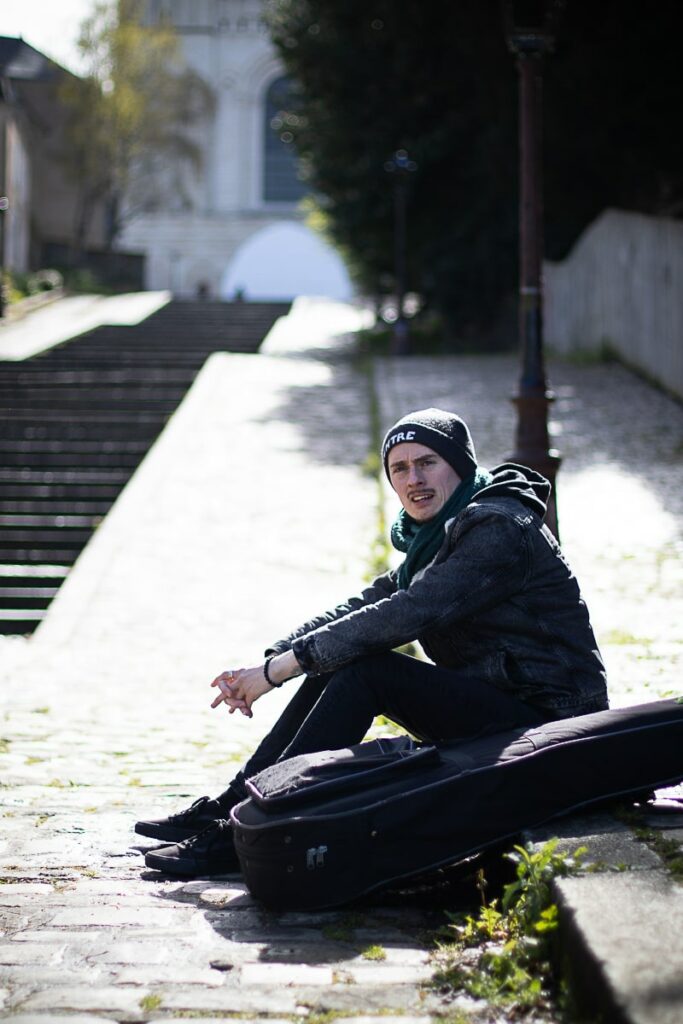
[
  {"left": 0, "top": 439, "right": 150, "bottom": 454},
  {"left": 0, "top": 608, "right": 46, "bottom": 633},
  {"left": 0, "top": 298, "right": 289, "bottom": 631},
  {"left": 0, "top": 585, "right": 60, "bottom": 606},
  {"left": 0, "top": 484, "right": 119, "bottom": 501},
  {"left": 0, "top": 449, "right": 145, "bottom": 469},
  {"left": 0, "top": 386, "right": 189, "bottom": 404},
  {"left": 0, "top": 369, "right": 197, "bottom": 385},
  {"left": 0, "top": 527, "right": 94, "bottom": 547},
  {"left": 0, "top": 514, "right": 99, "bottom": 528},
  {"left": 0, "top": 423, "right": 162, "bottom": 441},
  {"left": 0, "top": 499, "right": 113, "bottom": 515},
  {"left": 0, "top": 546, "right": 82, "bottom": 565},
  {"left": 3, "top": 409, "right": 169, "bottom": 424},
  {"left": 0, "top": 468, "right": 133, "bottom": 485}
]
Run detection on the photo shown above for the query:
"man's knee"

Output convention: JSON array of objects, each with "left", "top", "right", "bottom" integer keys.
[{"left": 326, "top": 652, "right": 396, "bottom": 701}]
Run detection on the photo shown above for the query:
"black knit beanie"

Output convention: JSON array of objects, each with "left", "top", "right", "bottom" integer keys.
[{"left": 382, "top": 408, "right": 477, "bottom": 481}]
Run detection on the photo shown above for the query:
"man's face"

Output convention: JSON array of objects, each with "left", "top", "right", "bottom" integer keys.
[{"left": 387, "top": 442, "right": 461, "bottom": 522}]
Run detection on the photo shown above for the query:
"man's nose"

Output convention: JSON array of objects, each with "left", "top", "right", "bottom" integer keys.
[{"left": 407, "top": 463, "right": 424, "bottom": 485}]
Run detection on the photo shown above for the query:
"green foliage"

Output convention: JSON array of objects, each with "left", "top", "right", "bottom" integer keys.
[
  {"left": 139, "top": 993, "right": 163, "bottom": 1011},
  {"left": 634, "top": 826, "right": 683, "bottom": 882},
  {"left": 4, "top": 269, "right": 62, "bottom": 305},
  {"left": 266, "top": 0, "right": 517, "bottom": 334},
  {"left": 60, "top": 0, "right": 214, "bottom": 250},
  {"left": 433, "top": 840, "right": 585, "bottom": 1010},
  {"left": 265, "top": 0, "right": 683, "bottom": 335},
  {"left": 361, "top": 944, "right": 387, "bottom": 961}
]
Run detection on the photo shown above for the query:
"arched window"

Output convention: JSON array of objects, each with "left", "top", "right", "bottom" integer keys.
[{"left": 263, "top": 76, "right": 306, "bottom": 203}]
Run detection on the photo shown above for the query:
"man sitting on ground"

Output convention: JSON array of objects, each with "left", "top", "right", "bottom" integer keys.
[{"left": 136, "top": 408, "right": 608, "bottom": 876}]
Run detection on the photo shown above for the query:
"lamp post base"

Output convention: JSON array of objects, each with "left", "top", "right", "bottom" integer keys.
[{"left": 511, "top": 391, "right": 561, "bottom": 539}]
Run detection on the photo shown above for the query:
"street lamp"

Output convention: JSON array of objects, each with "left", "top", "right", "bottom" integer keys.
[
  {"left": 503, "top": 0, "right": 564, "bottom": 537},
  {"left": 384, "top": 149, "right": 417, "bottom": 355}
]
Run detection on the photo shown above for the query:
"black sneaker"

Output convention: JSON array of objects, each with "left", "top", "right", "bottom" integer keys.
[
  {"left": 144, "top": 819, "right": 240, "bottom": 877},
  {"left": 135, "top": 795, "right": 227, "bottom": 843}
]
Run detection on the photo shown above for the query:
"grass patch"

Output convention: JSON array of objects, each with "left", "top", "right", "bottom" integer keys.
[
  {"left": 358, "top": 355, "right": 392, "bottom": 581},
  {"left": 601, "top": 628, "right": 652, "bottom": 646},
  {"left": 634, "top": 826, "right": 683, "bottom": 882},
  {"left": 361, "top": 943, "right": 387, "bottom": 961},
  {"left": 139, "top": 993, "right": 163, "bottom": 1011},
  {"left": 432, "top": 839, "right": 585, "bottom": 1013}
]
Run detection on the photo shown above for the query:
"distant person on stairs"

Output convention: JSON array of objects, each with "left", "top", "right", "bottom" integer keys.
[{"left": 137, "top": 408, "right": 608, "bottom": 877}]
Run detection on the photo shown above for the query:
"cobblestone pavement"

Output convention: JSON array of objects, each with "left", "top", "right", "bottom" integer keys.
[
  {"left": 0, "top": 299, "right": 681, "bottom": 1023},
  {"left": 0, "top": 301, "right": 455, "bottom": 1024}
]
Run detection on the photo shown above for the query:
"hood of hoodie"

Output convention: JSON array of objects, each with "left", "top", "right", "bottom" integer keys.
[{"left": 474, "top": 462, "right": 550, "bottom": 519}]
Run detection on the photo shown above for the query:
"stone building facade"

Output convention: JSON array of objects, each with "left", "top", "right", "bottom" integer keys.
[{"left": 119, "top": 0, "right": 351, "bottom": 300}]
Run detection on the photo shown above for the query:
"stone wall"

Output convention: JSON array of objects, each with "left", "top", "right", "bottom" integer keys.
[{"left": 544, "top": 209, "right": 683, "bottom": 399}]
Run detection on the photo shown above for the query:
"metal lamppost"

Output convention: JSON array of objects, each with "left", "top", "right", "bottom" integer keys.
[
  {"left": 384, "top": 149, "right": 417, "bottom": 355},
  {"left": 503, "top": 0, "right": 564, "bottom": 537}
]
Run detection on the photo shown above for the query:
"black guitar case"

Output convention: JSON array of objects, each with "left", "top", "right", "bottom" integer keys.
[{"left": 231, "top": 699, "right": 683, "bottom": 910}]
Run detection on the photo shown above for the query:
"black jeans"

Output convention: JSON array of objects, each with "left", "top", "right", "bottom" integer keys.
[{"left": 229, "top": 651, "right": 552, "bottom": 796}]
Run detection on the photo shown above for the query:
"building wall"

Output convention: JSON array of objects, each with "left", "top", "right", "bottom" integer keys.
[
  {"left": 544, "top": 209, "right": 683, "bottom": 400},
  {"left": 10, "top": 66, "right": 109, "bottom": 257},
  {"left": 120, "top": 0, "right": 350, "bottom": 299},
  {"left": 4, "top": 117, "right": 30, "bottom": 272}
]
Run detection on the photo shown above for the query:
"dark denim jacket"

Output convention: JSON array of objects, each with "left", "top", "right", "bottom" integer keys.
[{"left": 268, "top": 465, "right": 609, "bottom": 718}]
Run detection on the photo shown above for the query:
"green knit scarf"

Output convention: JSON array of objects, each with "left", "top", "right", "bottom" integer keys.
[{"left": 391, "top": 467, "right": 493, "bottom": 589}]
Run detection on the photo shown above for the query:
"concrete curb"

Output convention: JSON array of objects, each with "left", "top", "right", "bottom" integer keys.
[{"left": 526, "top": 811, "right": 683, "bottom": 1024}]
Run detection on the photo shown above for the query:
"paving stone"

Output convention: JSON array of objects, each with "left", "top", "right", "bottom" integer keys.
[
  {"left": 17, "top": 985, "right": 152, "bottom": 1015},
  {"left": 341, "top": 1018, "right": 433, "bottom": 1024},
  {"left": 240, "top": 962, "right": 335, "bottom": 986},
  {"left": 48, "top": 906, "right": 196, "bottom": 928},
  {"left": 6, "top": 1017, "right": 113, "bottom": 1024},
  {"left": 113, "top": 963, "right": 225, "bottom": 985},
  {"left": 0, "top": 942, "right": 65, "bottom": 965},
  {"left": 157, "top": 984, "right": 301, "bottom": 1014},
  {"left": 170, "top": 1020, "right": 293, "bottom": 1024},
  {"left": 341, "top": 964, "right": 433, "bottom": 985}
]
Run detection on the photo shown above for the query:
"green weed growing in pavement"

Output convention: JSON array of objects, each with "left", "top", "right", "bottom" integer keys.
[
  {"left": 432, "top": 839, "right": 585, "bottom": 1010},
  {"left": 358, "top": 355, "right": 392, "bottom": 581},
  {"left": 361, "top": 944, "right": 387, "bottom": 961},
  {"left": 139, "top": 993, "right": 163, "bottom": 1011},
  {"left": 634, "top": 827, "right": 683, "bottom": 882},
  {"left": 601, "top": 628, "right": 652, "bottom": 646}
]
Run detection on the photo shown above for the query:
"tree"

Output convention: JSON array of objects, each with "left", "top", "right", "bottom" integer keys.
[
  {"left": 265, "top": 0, "right": 683, "bottom": 340},
  {"left": 265, "top": 0, "right": 519, "bottom": 336},
  {"left": 60, "top": 0, "right": 214, "bottom": 255}
]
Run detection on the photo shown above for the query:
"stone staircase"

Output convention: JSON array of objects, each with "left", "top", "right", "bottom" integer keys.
[{"left": 0, "top": 300, "right": 289, "bottom": 634}]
